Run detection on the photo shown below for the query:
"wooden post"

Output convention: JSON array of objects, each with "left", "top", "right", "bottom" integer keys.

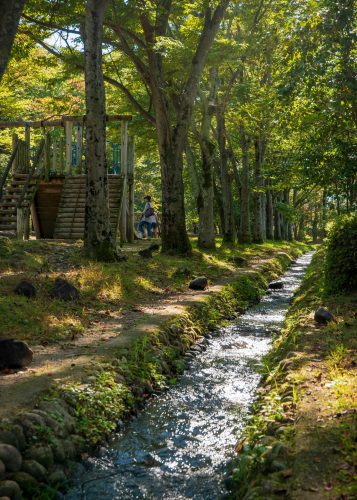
[
  {"left": 11, "top": 133, "right": 18, "bottom": 172},
  {"left": 16, "top": 208, "right": 25, "bottom": 240},
  {"left": 76, "top": 122, "right": 83, "bottom": 174},
  {"left": 59, "top": 137, "right": 64, "bottom": 175},
  {"left": 25, "top": 125, "right": 30, "bottom": 173},
  {"left": 24, "top": 208, "right": 30, "bottom": 240},
  {"left": 119, "top": 121, "right": 128, "bottom": 244},
  {"left": 64, "top": 120, "right": 73, "bottom": 175},
  {"left": 44, "top": 131, "right": 51, "bottom": 181},
  {"left": 127, "top": 136, "right": 135, "bottom": 243},
  {"left": 30, "top": 202, "right": 41, "bottom": 239},
  {"left": 52, "top": 138, "right": 58, "bottom": 174}
]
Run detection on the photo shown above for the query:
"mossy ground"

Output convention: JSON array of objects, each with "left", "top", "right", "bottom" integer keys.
[
  {"left": 0, "top": 237, "right": 310, "bottom": 499},
  {"left": 0, "top": 237, "right": 308, "bottom": 345},
  {"left": 227, "top": 249, "right": 357, "bottom": 499}
]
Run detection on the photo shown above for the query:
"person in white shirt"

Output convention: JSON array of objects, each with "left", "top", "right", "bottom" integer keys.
[{"left": 138, "top": 195, "right": 155, "bottom": 238}]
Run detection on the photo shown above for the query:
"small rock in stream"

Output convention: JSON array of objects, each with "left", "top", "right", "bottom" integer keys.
[{"left": 268, "top": 281, "right": 284, "bottom": 290}]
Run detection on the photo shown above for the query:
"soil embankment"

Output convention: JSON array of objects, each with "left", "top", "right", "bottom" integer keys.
[{"left": 227, "top": 249, "right": 357, "bottom": 499}]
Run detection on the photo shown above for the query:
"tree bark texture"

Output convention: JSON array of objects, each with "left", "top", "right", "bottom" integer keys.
[
  {"left": 83, "top": 0, "right": 115, "bottom": 260},
  {"left": 139, "top": 2, "right": 228, "bottom": 254},
  {"left": 238, "top": 124, "right": 251, "bottom": 243},
  {"left": 0, "top": 0, "right": 26, "bottom": 82},
  {"left": 274, "top": 192, "right": 282, "bottom": 240},
  {"left": 266, "top": 186, "right": 274, "bottom": 240},
  {"left": 216, "top": 106, "right": 235, "bottom": 244},
  {"left": 252, "top": 136, "right": 265, "bottom": 243}
]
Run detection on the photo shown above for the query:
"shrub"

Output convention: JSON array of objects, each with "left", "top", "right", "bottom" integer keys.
[{"left": 324, "top": 213, "right": 357, "bottom": 294}]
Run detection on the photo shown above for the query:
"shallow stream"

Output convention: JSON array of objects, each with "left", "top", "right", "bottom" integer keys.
[{"left": 66, "top": 252, "right": 313, "bottom": 500}]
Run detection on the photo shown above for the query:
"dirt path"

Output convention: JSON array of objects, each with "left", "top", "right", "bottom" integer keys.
[{"left": 0, "top": 253, "right": 270, "bottom": 419}]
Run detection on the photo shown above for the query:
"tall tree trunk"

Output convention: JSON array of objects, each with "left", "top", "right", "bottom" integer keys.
[
  {"left": 238, "top": 123, "right": 251, "bottom": 243},
  {"left": 312, "top": 207, "right": 319, "bottom": 243},
  {"left": 216, "top": 106, "right": 235, "bottom": 244},
  {"left": 297, "top": 213, "right": 305, "bottom": 240},
  {"left": 274, "top": 192, "right": 282, "bottom": 241},
  {"left": 0, "top": 0, "right": 26, "bottom": 82},
  {"left": 195, "top": 71, "right": 217, "bottom": 249},
  {"left": 140, "top": 1, "right": 228, "bottom": 254},
  {"left": 266, "top": 184, "right": 274, "bottom": 240},
  {"left": 252, "top": 136, "right": 265, "bottom": 243},
  {"left": 83, "top": 0, "right": 117, "bottom": 261},
  {"left": 213, "top": 175, "right": 225, "bottom": 237},
  {"left": 283, "top": 189, "right": 292, "bottom": 241}
]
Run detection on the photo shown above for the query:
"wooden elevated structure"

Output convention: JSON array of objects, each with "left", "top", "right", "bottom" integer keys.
[{"left": 0, "top": 115, "right": 135, "bottom": 242}]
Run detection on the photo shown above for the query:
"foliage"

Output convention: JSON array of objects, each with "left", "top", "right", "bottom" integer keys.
[{"left": 324, "top": 213, "right": 357, "bottom": 294}]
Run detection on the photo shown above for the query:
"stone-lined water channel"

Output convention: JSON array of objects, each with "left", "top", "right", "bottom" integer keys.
[{"left": 66, "top": 252, "right": 313, "bottom": 500}]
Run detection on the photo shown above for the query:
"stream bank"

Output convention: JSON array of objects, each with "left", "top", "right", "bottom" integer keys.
[
  {"left": 227, "top": 249, "right": 357, "bottom": 499},
  {"left": 64, "top": 252, "right": 314, "bottom": 499},
  {"left": 0, "top": 244, "right": 308, "bottom": 499}
]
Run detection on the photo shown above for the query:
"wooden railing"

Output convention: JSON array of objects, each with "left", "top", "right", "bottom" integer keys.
[{"left": 0, "top": 145, "right": 19, "bottom": 202}]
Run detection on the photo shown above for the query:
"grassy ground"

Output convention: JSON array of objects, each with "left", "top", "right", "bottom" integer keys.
[
  {"left": 227, "top": 249, "right": 357, "bottom": 499},
  {"left": 0, "top": 237, "right": 308, "bottom": 346}
]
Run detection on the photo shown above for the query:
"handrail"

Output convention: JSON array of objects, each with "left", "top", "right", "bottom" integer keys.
[
  {"left": 17, "top": 139, "right": 45, "bottom": 208},
  {"left": 0, "top": 145, "right": 19, "bottom": 202}
]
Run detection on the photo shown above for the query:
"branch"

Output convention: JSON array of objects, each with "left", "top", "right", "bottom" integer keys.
[
  {"left": 109, "top": 24, "right": 151, "bottom": 85},
  {"left": 22, "top": 13, "right": 121, "bottom": 49},
  {"left": 27, "top": 34, "right": 156, "bottom": 125},
  {"left": 22, "top": 13, "right": 81, "bottom": 35}
]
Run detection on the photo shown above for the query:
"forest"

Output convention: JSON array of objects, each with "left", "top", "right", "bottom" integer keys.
[{"left": 0, "top": 1, "right": 356, "bottom": 499}]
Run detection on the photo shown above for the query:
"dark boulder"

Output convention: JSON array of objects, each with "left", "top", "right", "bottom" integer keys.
[
  {"left": 14, "top": 281, "right": 36, "bottom": 298},
  {"left": 51, "top": 278, "right": 79, "bottom": 301},
  {"left": 0, "top": 339, "right": 33, "bottom": 370},
  {"left": 189, "top": 276, "right": 208, "bottom": 290},
  {"left": 314, "top": 307, "right": 334, "bottom": 324},
  {"left": 138, "top": 248, "right": 152, "bottom": 258},
  {"left": 268, "top": 281, "right": 284, "bottom": 290}
]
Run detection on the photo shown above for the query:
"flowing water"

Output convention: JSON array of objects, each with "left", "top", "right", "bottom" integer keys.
[{"left": 66, "top": 252, "right": 313, "bottom": 500}]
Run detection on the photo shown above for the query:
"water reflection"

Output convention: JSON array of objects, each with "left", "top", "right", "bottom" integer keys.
[{"left": 66, "top": 252, "right": 313, "bottom": 500}]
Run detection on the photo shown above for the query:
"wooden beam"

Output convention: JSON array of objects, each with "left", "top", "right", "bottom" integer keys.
[
  {"left": 52, "top": 138, "right": 58, "bottom": 174},
  {"left": 119, "top": 121, "right": 128, "bottom": 245},
  {"left": 127, "top": 136, "right": 135, "bottom": 243},
  {"left": 16, "top": 208, "right": 25, "bottom": 240},
  {"left": 59, "top": 137, "right": 64, "bottom": 175},
  {"left": 65, "top": 121, "right": 73, "bottom": 175},
  {"left": 11, "top": 133, "right": 18, "bottom": 173},
  {"left": 25, "top": 125, "right": 30, "bottom": 173},
  {"left": 0, "top": 114, "right": 132, "bottom": 130},
  {"left": 76, "top": 122, "right": 83, "bottom": 174},
  {"left": 44, "top": 131, "right": 51, "bottom": 181},
  {"left": 30, "top": 202, "right": 41, "bottom": 239}
]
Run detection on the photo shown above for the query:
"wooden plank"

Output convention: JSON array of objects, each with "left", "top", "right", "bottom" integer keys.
[
  {"left": 25, "top": 126, "right": 30, "bottom": 173},
  {"left": 76, "top": 123, "right": 83, "bottom": 174},
  {"left": 127, "top": 136, "right": 135, "bottom": 243},
  {"left": 16, "top": 208, "right": 25, "bottom": 239},
  {"left": 59, "top": 137, "right": 64, "bottom": 175},
  {"left": 64, "top": 121, "right": 73, "bottom": 175},
  {"left": 11, "top": 133, "right": 18, "bottom": 173},
  {"left": 0, "top": 115, "right": 132, "bottom": 130},
  {"left": 119, "top": 120, "right": 128, "bottom": 244}
]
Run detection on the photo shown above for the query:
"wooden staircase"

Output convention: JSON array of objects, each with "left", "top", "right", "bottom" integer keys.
[
  {"left": 0, "top": 174, "right": 39, "bottom": 233},
  {"left": 54, "top": 175, "right": 124, "bottom": 240}
]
